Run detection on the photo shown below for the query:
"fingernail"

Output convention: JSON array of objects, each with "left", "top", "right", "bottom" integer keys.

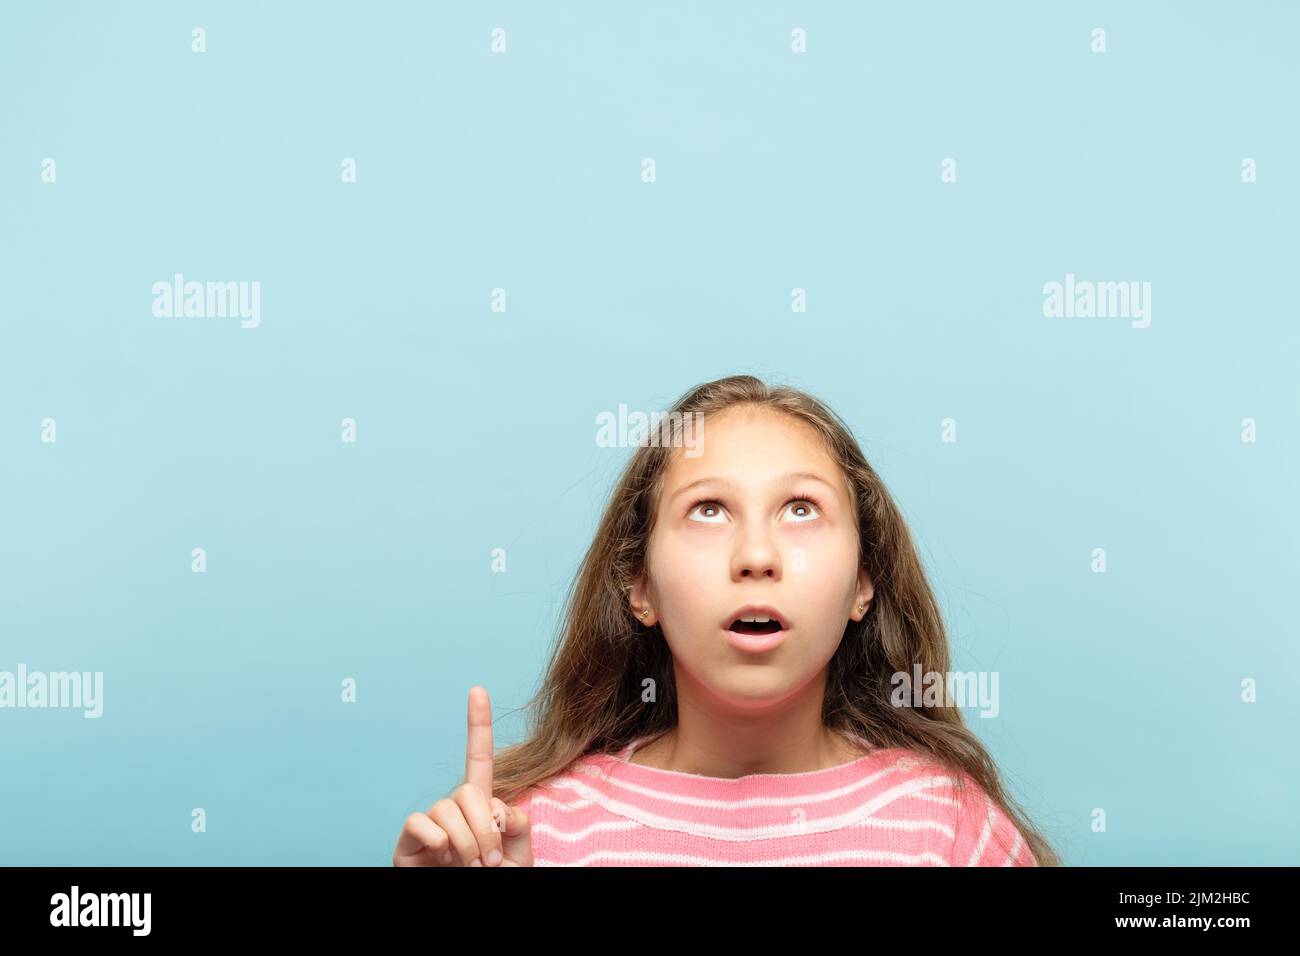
[
  {"left": 442, "top": 850, "right": 454, "bottom": 864},
  {"left": 487, "top": 848, "right": 502, "bottom": 866},
  {"left": 470, "top": 858, "right": 482, "bottom": 867}
]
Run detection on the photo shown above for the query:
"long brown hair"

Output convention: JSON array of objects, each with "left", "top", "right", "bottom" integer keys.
[{"left": 493, "top": 374, "right": 1060, "bottom": 866}]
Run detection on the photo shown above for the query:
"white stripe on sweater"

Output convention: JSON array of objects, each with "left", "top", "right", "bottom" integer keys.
[
  {"left": 535, "top": 848, "right": 951, "bottom": 867},
  {"left": 534, "top": 814, "right": 955, "bottom": 842},
  {"left": 966, "top": 802, "right": 997, "bottom": 866},
  {"left": 910, "top": 791, "right": 960, "bottom": 807},
  {"left": 533, "top": 819, "right": 645, "bottom": 841},
  {"left": 529, "top": 794, "right": 597, "bottom": 813},
  {"left": 1001, "top": 831, "right": 1025, "bottom": 866}
]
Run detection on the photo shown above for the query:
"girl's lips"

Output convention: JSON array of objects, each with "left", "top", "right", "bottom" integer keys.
[
  {"left": 722, "top": 625, "right": 789, "bottom": 653},
  {"left": 722, "top": 605, "right": 789, "bottom": 631}
]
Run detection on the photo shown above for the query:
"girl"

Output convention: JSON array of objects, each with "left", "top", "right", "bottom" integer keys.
[{"left": 394, "top": 375, "right": 1058, "bottom": 867}]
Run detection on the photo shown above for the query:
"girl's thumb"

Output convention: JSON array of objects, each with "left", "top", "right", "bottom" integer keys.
[{"left": 491, "top": 797, "right": 533, "bottom": 866}]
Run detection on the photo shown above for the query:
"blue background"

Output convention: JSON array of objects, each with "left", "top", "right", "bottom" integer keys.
[{"left": 1, "top": 1, "right": 1296, "bottom": 865}]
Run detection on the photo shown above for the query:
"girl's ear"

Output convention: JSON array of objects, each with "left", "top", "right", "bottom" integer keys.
[
  {"left": 628, "top": 575, "right": 653, "bottom": 623},
  {"left": 854, "top": 569, "right": 875, "bottom": 621}
]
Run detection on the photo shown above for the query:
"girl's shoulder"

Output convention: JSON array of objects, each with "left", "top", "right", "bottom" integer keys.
[
  {"left": 507, "top": 748, "right": 619, "bottom": 814},
  {"left": 841, "top": 744, "right": 1039, "bottom": 866}
]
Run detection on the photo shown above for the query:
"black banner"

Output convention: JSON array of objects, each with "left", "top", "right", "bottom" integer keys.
[{"left": 0, "top": 866, "right": 1282, "bottom": 942}]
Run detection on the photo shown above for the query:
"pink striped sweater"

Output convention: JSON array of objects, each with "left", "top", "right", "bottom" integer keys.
[{"left": 516, "top": 735, "right": 1037, "bottom": 867}]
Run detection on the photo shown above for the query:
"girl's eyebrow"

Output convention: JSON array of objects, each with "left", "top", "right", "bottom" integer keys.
[{"left": 668, "top": 471, "right": 837, "bottom": 502}]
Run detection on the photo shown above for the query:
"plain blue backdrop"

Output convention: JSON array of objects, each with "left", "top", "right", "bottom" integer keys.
[{"left": 1, "top": 1, "right": 1296, "bottom": 865}]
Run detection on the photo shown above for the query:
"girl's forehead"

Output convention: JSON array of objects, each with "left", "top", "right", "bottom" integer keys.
[
  {"left": 674, "top": 407, "right": 828, "bottom": 465},
  {"left": 659, "top": 409, "right": 849, "bottom": 497}
]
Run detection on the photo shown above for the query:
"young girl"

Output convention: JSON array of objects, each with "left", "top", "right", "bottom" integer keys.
[{"left": 394, "top": 375, "right": 1058, "bottom": 867}]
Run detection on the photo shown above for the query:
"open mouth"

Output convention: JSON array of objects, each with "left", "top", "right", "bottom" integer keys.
[{"left": 727, "top": 618, "right": 784, "bottom": 636}]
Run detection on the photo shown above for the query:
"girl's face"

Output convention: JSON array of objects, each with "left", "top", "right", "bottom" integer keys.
[{"left": 631, "top": 405, "right": 873, "bottom": 710}]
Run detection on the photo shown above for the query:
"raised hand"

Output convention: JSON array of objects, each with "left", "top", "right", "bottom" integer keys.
[{"left": 392, "top": 686, "right": 533, "bottom": 867}]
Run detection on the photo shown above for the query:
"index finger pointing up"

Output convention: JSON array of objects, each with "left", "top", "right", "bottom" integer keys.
[{"left": 465, "top": 685, "right": 494, "bottom": 796}]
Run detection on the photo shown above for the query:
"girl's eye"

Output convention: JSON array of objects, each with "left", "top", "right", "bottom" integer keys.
[
  {"left": 687, "top": 500, "right": 727, "bottom": 524},
  {"left": 686, "top": 496, "right": 822, "bottom": 524},
  {"left": 783, "top": 499, "right": 820, "bottom": 523}
]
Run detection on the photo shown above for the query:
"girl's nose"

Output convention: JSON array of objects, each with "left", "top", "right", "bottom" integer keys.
[{"left": 731, "top": 530, "right": 781, "bottom": 579}]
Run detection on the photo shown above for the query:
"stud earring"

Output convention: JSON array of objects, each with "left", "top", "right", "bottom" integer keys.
[
  {"left": 857, "top": 603, "right": 866, "bottom": 613},
  {"left": 639, "top": 608, "right": 650, "bottom": 618}
]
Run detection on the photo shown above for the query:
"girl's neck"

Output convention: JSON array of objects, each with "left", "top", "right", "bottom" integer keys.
[{"left": 627, "top": 724, "right": 866, "bottom": 778}]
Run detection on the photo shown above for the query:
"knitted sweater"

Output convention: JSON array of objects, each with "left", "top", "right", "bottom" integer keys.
[{"left": 516, "top": 735, "right": 1037, "bottom": 867}]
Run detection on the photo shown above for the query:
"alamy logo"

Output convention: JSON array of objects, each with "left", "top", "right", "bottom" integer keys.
[
  {"left": 0, "top": 665, "right": 103, "bottom": 718},
  {"left": 1042, "top": 272, "right": 1151, "bottom": 328},
  {"left": 152, "top": 273, "right": 261, "bottom": 329},
  {"left": 595, "top": 404, "right": 705, "bottom": 457},
  {"left": 890, "top": 665, "right": 1000, "bottom": 718},
  {"left": 50, "top": 886, "right": 150, "bottom": 936}
]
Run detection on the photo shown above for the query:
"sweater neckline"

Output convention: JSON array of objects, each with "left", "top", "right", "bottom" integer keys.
[{"left": 613, "top": 732, "right": 882, "bottom": 782}]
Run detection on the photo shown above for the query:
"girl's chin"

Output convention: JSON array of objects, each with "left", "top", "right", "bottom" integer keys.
[{"left": 698, "top": 669, "right": 810, "bottom": 707}]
